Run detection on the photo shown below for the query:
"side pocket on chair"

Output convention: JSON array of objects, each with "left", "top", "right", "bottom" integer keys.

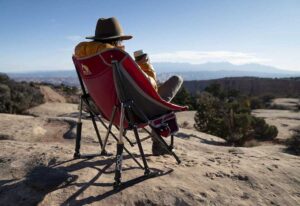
[{"left": 150, "top": 112, "right": 179, "bottom": 137}]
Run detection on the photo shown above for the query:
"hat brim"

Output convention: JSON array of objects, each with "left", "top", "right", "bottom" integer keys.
[{"left": 86, "top": 35, "right": 132, "bottom": 41}]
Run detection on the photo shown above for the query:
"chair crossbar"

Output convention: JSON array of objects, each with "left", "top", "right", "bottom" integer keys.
[
  {"left": 74, "top": 95, "right": 144, "bottom": 170},
  {"left": 73, "top": 53, "right": 182, "bottom": 189}
]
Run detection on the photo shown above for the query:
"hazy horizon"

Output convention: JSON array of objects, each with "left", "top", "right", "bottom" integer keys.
[{"left": 2, "top": 61, "right": 300, "bottom": 74}]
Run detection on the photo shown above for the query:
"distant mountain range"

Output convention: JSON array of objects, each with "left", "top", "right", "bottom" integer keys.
[
  {"left": 153, "top": 62, "right": 295, "bottom": 73},
  {"left": 153, "top": 62, "right": 300, "bottom": 81},
  {"left": 6, "top": 62, "right": 300, "bottom": 84}
]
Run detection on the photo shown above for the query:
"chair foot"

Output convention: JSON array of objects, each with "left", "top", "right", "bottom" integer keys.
[
  {"left": 144, "top": 169, "right": 151, "bottom": 176},
  {"left": 113, "top": 180, "right": 122, "bottom": 190},
  {"left": 144, "top": 170, "right": 161, "bottom": 178},
  {"left": 73, "top": 152, "right": 81, "bottom": 159}
]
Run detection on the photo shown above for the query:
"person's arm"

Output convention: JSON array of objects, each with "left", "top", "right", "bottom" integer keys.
[{"left": 135, "top": 55, "right": 158, "bottom": 90}]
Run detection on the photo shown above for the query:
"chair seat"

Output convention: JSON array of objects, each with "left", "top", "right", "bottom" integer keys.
[{"left": 73, "top": 48, "right": 187, "bottom": 128}]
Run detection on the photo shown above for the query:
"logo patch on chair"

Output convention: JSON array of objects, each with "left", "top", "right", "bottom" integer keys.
[
  {"left": 81, "top": 64, "right": 92, "bottom": 75},
  {"left": 150, "top": 112, "right": 179, "bottom": 137}
]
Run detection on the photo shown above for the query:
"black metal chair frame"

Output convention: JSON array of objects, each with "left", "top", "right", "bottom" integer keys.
[{"left": 73, "top": 58, "right": 180, "bottom": 189}]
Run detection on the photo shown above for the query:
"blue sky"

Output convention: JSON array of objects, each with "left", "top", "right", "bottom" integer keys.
[{"left": 0, "top": 0, "right": 299, "bottom": 72}]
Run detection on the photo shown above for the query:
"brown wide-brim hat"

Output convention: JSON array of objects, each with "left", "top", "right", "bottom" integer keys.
[{"left": 86, "top": 17, "right": 132, "bottom": 41}]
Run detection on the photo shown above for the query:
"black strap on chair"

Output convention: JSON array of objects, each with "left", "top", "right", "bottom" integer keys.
[
  {"left": 111, "top": 60, "right": 181, "bottom": 188},
  {"left": 73, "top": 57, "right": 181, "bottom": 189},
  {"left": 73, "top": 66, "right": 144, "bottom": 170}
]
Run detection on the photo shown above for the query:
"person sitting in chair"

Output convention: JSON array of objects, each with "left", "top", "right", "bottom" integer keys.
[{"left": 74, "top": 17, "right": 183, "bottom": 156}]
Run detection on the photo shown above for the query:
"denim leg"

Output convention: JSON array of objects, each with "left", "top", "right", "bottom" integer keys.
[
  {"left": 152, "top": 75, "right": 183, "bottom": 155},
  {"left": 157, "top": 75, "right": 183, "bottom": 102}
]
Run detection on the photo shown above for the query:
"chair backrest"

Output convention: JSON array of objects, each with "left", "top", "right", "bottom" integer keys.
[{"left": 73, "top": 48, "right": 187, "bottom": 128}]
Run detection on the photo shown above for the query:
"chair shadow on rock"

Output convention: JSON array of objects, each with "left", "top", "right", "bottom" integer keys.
[
  {"left": 51, "top": 155, "right": 173, "bottom": 206},
  {"left": 0, "top": 165, "right": 77, "bottom": 206},
  {"left": 175, "top": 132, "right": 227, "bottom": 146},
  {"left": 0, "top": 155, "right": 172, "bottom": 206}
]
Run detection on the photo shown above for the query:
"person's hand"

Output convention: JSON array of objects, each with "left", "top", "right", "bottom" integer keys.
[{"left": 135, "top": 54, "right": 149, "bottom": 64}]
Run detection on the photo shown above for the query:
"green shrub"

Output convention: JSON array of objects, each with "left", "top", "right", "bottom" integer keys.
[
  {"left": 204, "top": 83, "right": 223, "bottom": 98},
  {"left": 0, "top": 84, "right": 11, "bottom": 113},
  {"left": 0, "top": 74, "right": 44, "bottom": 114},
  {"left": 251, "top": 117, "right": 278, "bottom": 141},
  {"left": 261, "top": 94, "right": 275, "bottom": 104},
  {"left": 0, "top": 73, "right": 9, "bottom": 83},
  {"left": 52, "top": 83, "right": 79, "bottom": 104},
  {"left": 172, "top": 86, "right": 195, "bottom": 109},
  {"left": 194, "top": 92, "right": 225, "bottom": 137},
  {"left": 286, "top": 127, "right": 300, "bottom": 155},
  {"left": 56, "top": 83, "right": 78, "bottom": 95},
  {"left": 250, "top": 97, "right": 264, "bottom": 109},
  {"left": 194, "top": 83, "right": 278, "bottom": 146},
  {"left": 263, "top": 125, "right": 278, "bottom": 140}
]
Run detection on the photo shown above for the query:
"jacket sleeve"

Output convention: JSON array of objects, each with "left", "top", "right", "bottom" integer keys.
[{"left": 136, "top": 61, "right": 158, "bottom": 91}]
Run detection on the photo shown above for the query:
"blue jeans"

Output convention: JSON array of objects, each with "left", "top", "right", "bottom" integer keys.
[{"left": 157, "top": 75, "right": 183, "bottom": 102}]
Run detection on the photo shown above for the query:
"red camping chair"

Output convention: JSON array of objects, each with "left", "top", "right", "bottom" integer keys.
[{"left": 72, "top": 48, "right": 187, "bottom": 188}]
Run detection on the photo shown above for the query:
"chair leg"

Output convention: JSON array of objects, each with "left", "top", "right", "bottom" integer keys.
[
  {"left": 130, "top": 128, "right": 152, "bottom": 145},
  {"left": 101, "top": 106, "right": 117, "bottom": 154},
  {"left": 114, "top": 142, "right": 124, "bottom": 188},
  {"left": 170, "top": 135, "right": 174, "bottom": 150},
  {"left": 114, "top": 103, "right": 125, "bottom": 188},
  {"left": 74, "top": 98, "right": 83, "bottom": 158},
  {"left": 90, "top": 113, "right": 104, "bottom": 148},
  {"left": 144, "top": 124, "right": 174, "bottom": 150},
  {"left": 74, "top": 122, "right": 82, "bottom": 158},
  {"left": 92, "top": 112, "right": 144, "bottom": 169},
  {"left": 125, "top": 106, "right": 150, "bottom": 175},
  {"left": 114, "top": 126, "right": 135, "bottom": 146},
  {"left": 74, "top": 96, "right": 112, "bottom": 158},
  {"left": 151, "top": 128, "right": 181, "bottom": 164},
  {"left": 132, "top": 135, "right": 152, "bottom": 145},
  {"left": 132, "top": 126, "right": 150, "bottom": 175}
]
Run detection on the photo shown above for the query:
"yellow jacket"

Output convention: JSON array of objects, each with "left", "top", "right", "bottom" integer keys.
[{"left": 74, "top": 41, "right": 157, "bottom": 90}]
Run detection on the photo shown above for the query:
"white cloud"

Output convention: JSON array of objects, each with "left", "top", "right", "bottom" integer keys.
[
  {"left": 150, "top": 50, "right": 271, "bottom": 65},
  {"left": 66, "top": 35, "right": 83, "bottom": 42}
]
